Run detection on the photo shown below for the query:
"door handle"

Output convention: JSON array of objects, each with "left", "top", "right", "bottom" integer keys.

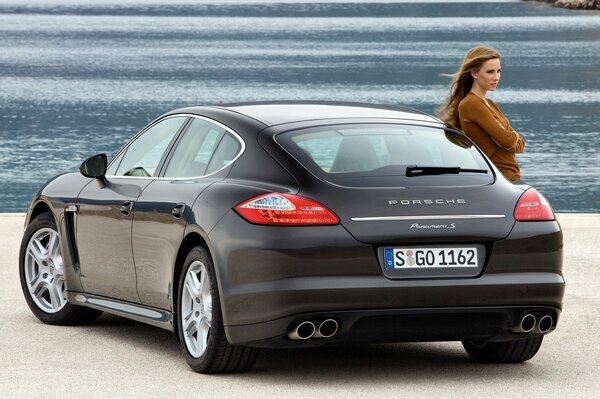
[
  {"left": 120, "top": 201, "right": 134, "bottom": 216},
  {"left": 172, "top": 203, "right": 186, "bottom": 219}
]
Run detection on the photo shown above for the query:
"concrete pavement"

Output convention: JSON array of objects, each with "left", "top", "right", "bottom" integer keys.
[{"left": 1, "top": 213, "right": 598, "bottom": 398}]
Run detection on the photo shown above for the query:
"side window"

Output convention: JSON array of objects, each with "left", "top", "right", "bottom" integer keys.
[
  {"left": 106, "top": 151, "right": 124, "bottom": 176},
  {"left": 113, "top": 117, "right": 185, "bottom": 177},
  {"left": 163, "top": 118, "right": 242, "bottom": 178},
  {"left": 205, "top": 133, "right": 242, "bottom": 175}
]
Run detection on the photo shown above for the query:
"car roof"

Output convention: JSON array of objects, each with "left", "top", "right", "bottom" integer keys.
[{"left": 211, "top": 101, "right": 442, "bottom": 126}]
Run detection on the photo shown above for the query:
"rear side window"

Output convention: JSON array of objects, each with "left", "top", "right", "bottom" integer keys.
[
  {"left": 276, "top": 124, "right": 493, "bottom": 187},
  {"left": 163, "top": 117, "right": 242, "bottom": 178}
]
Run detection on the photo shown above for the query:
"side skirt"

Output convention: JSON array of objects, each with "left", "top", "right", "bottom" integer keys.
[{"left": 67, "top": 292, "right": 174, "bottom": 332}]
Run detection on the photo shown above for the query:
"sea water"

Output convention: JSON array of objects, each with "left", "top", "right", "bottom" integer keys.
[{"left": 1, "top": 0, "right": 599, "bottom": 212}]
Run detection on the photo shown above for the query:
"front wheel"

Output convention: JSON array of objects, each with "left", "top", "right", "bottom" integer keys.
[
  {"left": 177, "top": 245, "right": 259, "bottom": 373},
  {"left": 462, "top": 336, "right": 543, "bottom": 363},
  {"left": 19, "top": 212, "right": 102, "bottom": 325}
]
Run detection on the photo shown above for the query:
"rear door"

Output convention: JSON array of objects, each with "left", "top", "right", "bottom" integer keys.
[{"left": 132, "top": 116, "right": 244, "bottom": 310}]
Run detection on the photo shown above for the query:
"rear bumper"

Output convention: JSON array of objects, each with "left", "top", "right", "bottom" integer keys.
[
  {"left": 223, "top": 272, "right": 564, "bottom": 346},
  {"left": 209, "top": 212, "right": 564, "bottom": 346},
  {"left": 226, "top": 304, "right": 562, "bottom": 348}
]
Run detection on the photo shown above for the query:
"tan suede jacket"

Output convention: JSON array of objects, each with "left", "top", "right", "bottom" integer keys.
[{"left": 458, "top": 92, "right": 525, "bottom": 181}]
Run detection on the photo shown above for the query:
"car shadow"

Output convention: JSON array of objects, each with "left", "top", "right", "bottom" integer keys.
[
  {"left": 247, "top": 343, "right": 546, "bottom": 385},
  {"left": 77, "top": 314, "right": 543, "bottom": 383},
  {"left": 81, "top": 313, "right": 182, "bottom": 361}
]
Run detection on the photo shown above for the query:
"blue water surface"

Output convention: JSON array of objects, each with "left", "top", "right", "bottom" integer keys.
[{"left": 0, "top": 0, "right": 599, "bottom": 212}]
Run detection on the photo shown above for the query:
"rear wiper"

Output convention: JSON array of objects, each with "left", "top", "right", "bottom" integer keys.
[{"left": 405, "top": 166, "right": 488, "bottom": 177}]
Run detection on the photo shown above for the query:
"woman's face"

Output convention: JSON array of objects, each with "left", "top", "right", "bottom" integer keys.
[{"left": 471, "top": 58, "right": 501, "bottom": 92}]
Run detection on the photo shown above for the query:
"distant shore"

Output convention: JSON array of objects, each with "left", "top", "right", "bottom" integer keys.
[{"left": 526, "top": 0, "right": 600, "bottom": 9}]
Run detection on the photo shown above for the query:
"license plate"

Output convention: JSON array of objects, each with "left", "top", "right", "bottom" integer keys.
[{"left": 384, "top": 247, "right": 478, "bottom": 269}]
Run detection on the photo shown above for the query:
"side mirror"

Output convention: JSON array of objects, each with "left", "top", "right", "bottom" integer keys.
[{"left": 80, "top": 153, "right": 108, "bottom": 179}]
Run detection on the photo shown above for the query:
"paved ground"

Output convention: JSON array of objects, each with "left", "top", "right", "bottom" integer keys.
[{"left": 1, "top": 213, "right": 598, "bottom": 398}]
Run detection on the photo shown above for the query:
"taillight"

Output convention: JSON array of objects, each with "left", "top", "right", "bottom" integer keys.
[
  {"left": 514, "top": 188, "right": 555, "bottom": 221},
  {"left": 234, "top": 193, "right": 339, "bottom": 225}
]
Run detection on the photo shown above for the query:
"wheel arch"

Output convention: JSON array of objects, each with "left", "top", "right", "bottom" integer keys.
[
  {"left": 172, "top": 231, "right": 210, "bottom": 339},
  {"left": 26, "top": 199, "right": 55, "bottom": 226}
]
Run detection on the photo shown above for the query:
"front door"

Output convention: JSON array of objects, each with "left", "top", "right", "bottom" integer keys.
[
  {"left": 77, "top": 178, "right": 150, "bottom": 302},
  {"left": 76, "top": 115, "right": 188, "bottom": 302}
]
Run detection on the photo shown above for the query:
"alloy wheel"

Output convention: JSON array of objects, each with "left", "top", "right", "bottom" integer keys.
[
  {"left": 24, "top": 227, "right": 66, "bottom": 313},
  {"left": 181, "top": 260, "right": 213, "bottom": 358}
]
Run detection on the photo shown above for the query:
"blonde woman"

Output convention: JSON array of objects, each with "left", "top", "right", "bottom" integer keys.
[{"left": 438, "top": 45, "right": 525, "bottom": 183}]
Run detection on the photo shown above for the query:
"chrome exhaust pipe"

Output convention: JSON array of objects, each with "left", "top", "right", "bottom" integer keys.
[
  {"left": 314, "top": 319, "right": 339, "bottom": 339},
  {"left": 288, "top": 321, "right": 316, "bottom": 340},
  {"left": 511, "top": 314, "right": 536, "bottom": 333},
  {"left": 536, "top": 315, "right": 553, "bottom": 333}
]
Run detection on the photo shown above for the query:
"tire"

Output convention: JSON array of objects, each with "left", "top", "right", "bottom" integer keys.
[
  {"left": 176, "top": 246, "right": 259, "bottom": 373},
  {"left": 462, "top": 336, "right": 543, "bottom": 363},
  {"left": 19, "top": 212, "right": 103, "bottom": 325}
]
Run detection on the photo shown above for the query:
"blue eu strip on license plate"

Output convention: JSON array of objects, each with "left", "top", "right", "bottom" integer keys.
[
  {"left": 384, "top": 248, "right": 396, "bottom": 270},
  {"left": 384, "top": 247, "right": 478, "bottom": 270}
]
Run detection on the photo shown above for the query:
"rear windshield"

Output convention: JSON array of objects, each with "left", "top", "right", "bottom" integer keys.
[{"left": 276, "top": 124, "right": 493, "bottom": 187}]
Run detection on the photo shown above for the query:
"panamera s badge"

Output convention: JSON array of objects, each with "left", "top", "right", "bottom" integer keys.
[{"left": 410, "top": 223, "right": 457, "bottom": 229}]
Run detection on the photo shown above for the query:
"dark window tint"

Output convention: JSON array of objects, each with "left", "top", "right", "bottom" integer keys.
[
  {"left": 206, "top": 133, "right": 241, "bottom": 175},
  {"left": 163, "top": 118, "right": 241, "bottom": 178},
  {"left": 113, "top": 117, "right": 185, "bottom": 177},
  {"left": 277, "top": 124, "right": 492, "bottom": 187}
]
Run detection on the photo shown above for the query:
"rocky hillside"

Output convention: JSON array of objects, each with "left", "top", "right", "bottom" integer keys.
[{"left": 527, "top": 0, "right": 600, "bottom": 9}]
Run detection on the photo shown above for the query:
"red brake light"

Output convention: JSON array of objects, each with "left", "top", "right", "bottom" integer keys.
[
  {"left": 514, "top": 188, "right": 555, "bottom": 221},
  {"left": 234, "top": 193, "right": 339, "bottom": 225}
]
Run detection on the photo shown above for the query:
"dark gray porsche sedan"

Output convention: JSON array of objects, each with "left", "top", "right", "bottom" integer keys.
[{"left": 20, "top": 102, "right": 564, "bottom": 373}]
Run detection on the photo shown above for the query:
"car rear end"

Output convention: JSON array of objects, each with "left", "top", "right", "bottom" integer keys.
[{"left": 210, "top": 120, "right": 564, "bottom": 352}]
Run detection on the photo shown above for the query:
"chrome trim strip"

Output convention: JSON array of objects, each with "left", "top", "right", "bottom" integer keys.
[
  {"left": 64, "top": 204, "right": 78, "bottom": 213},
  {"left": 71, "top": 293, "right": 173, "bottom": 331},
  {"left": 351, "top": 214, "right": 506, "bottom": 222},
  {"left": 106, "top": 113, "right": 246, "bottom": 181}
]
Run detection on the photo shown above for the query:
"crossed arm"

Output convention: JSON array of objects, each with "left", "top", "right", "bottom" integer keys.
[{"left": 466, "top": 100, "right": 525, "bottom": 153}]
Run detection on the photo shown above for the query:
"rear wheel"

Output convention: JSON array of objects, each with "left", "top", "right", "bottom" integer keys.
[
  {"left": 19, "top": 212, "right": 102, "bottom": 325},
  {"left": 177, "top": 246, "right": 259, "bottom": 373},
  {"left": 462, "top": 336, "right": 543, "bottom": 363}
]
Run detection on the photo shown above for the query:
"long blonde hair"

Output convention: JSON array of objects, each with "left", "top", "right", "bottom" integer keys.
[{"left": 436, "top": 45, "right": 501, "bottom": 129}]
